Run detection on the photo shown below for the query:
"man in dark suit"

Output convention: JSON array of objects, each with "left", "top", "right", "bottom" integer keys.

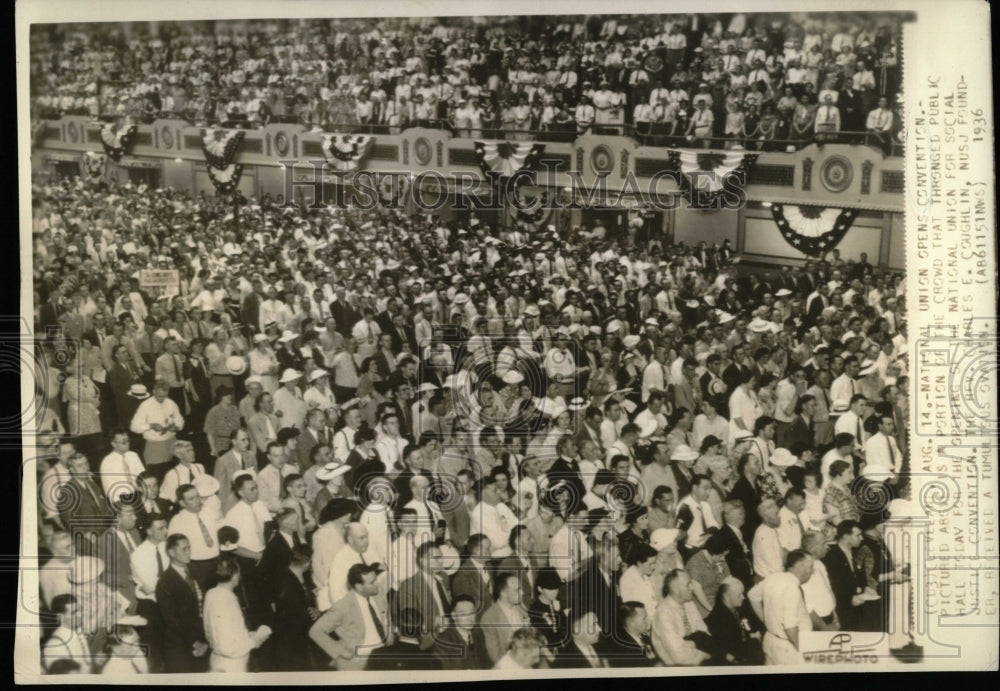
[
  {"left": 274, "top": 548, "right": 321, "bottom": 671},
  {"left": 727, "top": 454, "right": 762, "bottom": 547},
  {"left": 597, "top": 601, "right": 655, "bottom": 667},
  {"left": 258, "top": 508, "right": 303, "bottom": 603},
  {"left": 823, "top": 519, "right": 866, "bottom": 631},
  {"left": 786, "top": 395, "right": 817, "bottom": 452},
  {"left": 450, "top": 533, "right": 494, "bottom": 619},
  {"left": 566, "top": 540, "right": 620, "bottom": 638},
  {"left": 156, "top": 534, "right": 209, "bottom": 672},
  {"left": 241, "top": 280, "right": 263, "bottom": 336},
  {"left": 440, "top": 471, "right": 472, "bottom": 552},
  {"left": 61, "top": 453, "right": 114, "bottom": 551},
  {"left": 553, "top": 610, "right": 609, "bottom": 668},
  {"left": 716, "top": 501, "right": 754, "bottom": 589},
  {"left": 137, "top": 470, "right": 175, "bottom": 522},
  {"left": 108, "top": 344, "right": 141, "bottom": 427},
  {"left": 497, "top": 525, "right": 537, "bottom": 611},
  {"left": 432, "top": 596, "right": 490, "bottom": 670},
  {"left": 545, "top": 436, "right": 587, "bottom": 516},
  {"left": 721, "top": 344, "right": 750, "bottom": 394},
  {"left": 704, "top": 577, "right": 764, "bottom": 665},
  {"left": 398, "top": 541, "right": 452, "bottom": 648},
  {"left": 99, "top": 503, "right": 141, "bottom": 614},
  {"left": 366, "top": 607, "right": 442, "bottom": 671},
  {"left": 527, "top": 567, "right": 569, "bottom": 654}
]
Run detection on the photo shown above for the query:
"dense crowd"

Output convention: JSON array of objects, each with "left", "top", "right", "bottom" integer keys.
[
  {"left": 31, "top": 13, "right": 905, "bottom": 151},
  {"left": 30, "top": 159, "right": 913, "bottom": 674}
]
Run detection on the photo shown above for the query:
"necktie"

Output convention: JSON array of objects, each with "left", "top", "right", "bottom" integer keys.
[
  {"left": 187, "top": 572, "right": 203, "bottom": 613},
  {"left": 123, "top": 531, "right": 136, "bottom": 553},
  {"left": 86, "top": 481, "right": 103, "bottom": 511},
  {"left": 120, "top": 454, "right": 133, "bottom": 486},
  {"left": 155, "top": 546, "right": 164, "bottom": 576},
  {"left": 367, "top": 597, "right": 386, "bottom": 640},
  {"left": 680, "top": 604, "right": 693, "bottom": 636},
  {"left": 197, "top": 514, "right": 215, "bottom": 547},
  {"left": 887, "top": 437, "right": 896, "bottom": 469},
  {"left": 856, "top": 416, "right": 863, "bottom": 444},
  {"left": 172, "top": 355, "right": 181, "bottom": 384}
]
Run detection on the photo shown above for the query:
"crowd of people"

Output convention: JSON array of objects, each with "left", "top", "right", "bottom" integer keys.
[
  {"left": 31, "top": 150, "right": 913, "bottom": 674},
  {"left": 31, "top": 13, "right": 905, "bottom": 151}
]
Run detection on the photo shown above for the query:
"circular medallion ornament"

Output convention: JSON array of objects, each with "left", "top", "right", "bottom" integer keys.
[
  {"left": 819, "top": 155, "right": 854, "bottom": 193},
  {"left": 161, "top": 126, "right": 174, "bottom": 149},
  {"left": 274, "top": 131, "right": 290, "bottom": 157},
  {"left": 67, "top": 122, "right": 78, "bottom": 144},
  {"left": 414, "top": 137, "right": 433, "bottom": 166},
  {"left": 590, "top": 145, "right": 614, "bottom": 175}
]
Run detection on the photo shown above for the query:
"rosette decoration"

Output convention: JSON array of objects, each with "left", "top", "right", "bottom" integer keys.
[
  {"left": 82, "top": 151, "right": 107, "bottom": 182},
  {"left": 321, "top": 134, "right": 374, "bottom": 171},
  {"left": 770, "top": 203, "right": 859, "bottom": 254},
  {"left": 202, "top": 128, "right": 246, "bottom": 195},
  {"left": 473, "top": 140, "right": 546, "bottom": 179},
  {"left": 509, "top": 188, "right": 552, "bottom": 227},
  {"left": 206, "top": 163, "right": 245, "bottom": 196},
  {"left": 202, "top": 128, "right": 246, "bottom": 169},
  {"left": 99, "top": 122, "right": 138, "bottom": 161},
  {"left": 666, "top": 149, "right": 758, "bottom": 209}
]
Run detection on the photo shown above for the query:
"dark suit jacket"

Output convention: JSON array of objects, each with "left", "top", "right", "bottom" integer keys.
[
  {"left": 527, "top": 597, "right": 569, "bottom": 649},
  {"left": 432, "top": 626, "right": 490, "bottom": 670},
  {"left": 366, "top": 639, "right": 442, "bottom": 671},
  {"left": 497, "top": 555, "right": 536, "bottom": 611},
  {"left": 398, "top": 571, "right": 451, "bottom": 645},
  {"left": 274, "top": 570, "right": 321, "bottom": 671},
  {"left": 545, "top": 457, "right": 587, "bottom": 515},
  {"left": 442, "top": 495, "right": 471, "bottom": 552},
  {"left": 705, "top": 602, "right": 746, "bottom": 661},
  {"left": 722, "top": 363, "right": 747, "bottom": 395},
  {"left": 155, "top": 566, "right": 207, "bottom": 672},
  {"left": 241, "top": 292, "right": 261, "bottom": 334},
  {"left": 786, "top": 415, "right": 815, "bottom": 451},
  {"left": 717, "top": 524, "right": 753, "bottom": 589},
  {"left": 108, "top": 362, "right": 138, "bottom": 423},
  {"left": 727, "top": 477, "right": 761, "bottom": 547},
  {"left": 61, "top": 478, "right": 113, "bottom": 530},
  {"left": 552, "top": 639, "right": 609, "bottom": 668},
  {"left": 823, "top": 545, "right": 864, "bottom": 630},
  {"left": 259, "top": 532, "right": 296, "bottom": 599},
  {"left": 566, "top": 561, "right": 619, "bottom": 637},
  {"left": 140, "top": 497, "right": 176, "bottom": 524},
  {"left": 597, "top": 629, "right": 652, "bottom": 668},
  {"left": 450, "top": 560, "right": 493, "bottom": 619}
]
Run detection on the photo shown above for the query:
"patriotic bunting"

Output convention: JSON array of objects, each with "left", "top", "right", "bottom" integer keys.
[
  {"left": 666, "top": 149, "right": 758, "bottom": 208},
  {"left": 771, "top": 203, "right": 859, "bottom": 255},
  {"left": 99, "top": 123, "right": 138, "bottom": 161},
  {"left": 473, "top": 141, "right": 546, "bottom": 178},
  {"left": 510, "top": 189, "right": 552, "bottom": 227},
  {"left": 321, "top": 134, "right": 375, "bottom": 171},
  {"left": 202, "top": 128, "right": 246, "bottom": 169},
  {"left": 206, "top": 163, "right": 245, "bottom": 196}
]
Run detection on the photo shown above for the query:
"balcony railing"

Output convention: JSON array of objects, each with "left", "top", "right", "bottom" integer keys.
[{"left": 39, "top": 109, "right": 904, "bottom": 157}]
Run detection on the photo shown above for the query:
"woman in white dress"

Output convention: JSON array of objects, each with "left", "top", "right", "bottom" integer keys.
[{"left": 248, "top": 335, "right": 279, "bottom": 394}]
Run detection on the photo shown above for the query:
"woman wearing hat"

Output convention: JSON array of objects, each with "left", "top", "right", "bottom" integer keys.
[
  {"left": 62, "top": 350, "right": 103, "bottom": 436},
  {"left": 203, "top": 387, "right": 241, "bottom": 458}
]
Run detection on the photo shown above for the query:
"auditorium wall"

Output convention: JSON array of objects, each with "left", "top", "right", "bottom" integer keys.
[{"left": 671, "top": 205, "right": 740, "bottom": 247}]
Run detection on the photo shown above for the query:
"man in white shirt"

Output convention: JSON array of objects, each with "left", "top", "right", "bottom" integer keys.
[
  {"left": 862, "top": 413, "right": 903, "bottom": 481},
  {"left": 676, "top": 475, "right": 720, "bottom": 551},
  {"left": 747, "top": 550, "right": 815, "bottom": 665},
  {"left": 100, "top": 429, "right": 146, "bottom": 503},
  {"left": 256, "top": 441, "right": 297, "bottom": 515},
  {"left": 309, "top": 563, "right": 390, "bottom": 671},
  {"left": 327, "top": 522, "right": 381, "bottom": 605},
  {"left": 777, "top": 489, "right": 807, "bottom": 553},
  {"left": 651, "top": 569, "right": 712, "bottom": 666},
  {"left": 42, "top": 593, "right": 92, "bottom": 673},
  {"left": 752, "top": 499, "right": 785, "bottom": 581},
  {"left": 834, "top": 394, "right": 869, "bottom": 450},
  {"left": 130, "top": 379, "right": 184, "bottom": 468},
  {"left": 222, "top": 475, "right": 272, "bottom": 561},
  {"left": 159, "top": 439, "right": 205, "bottom": 502},
  {"left": 800, "top": 531, "right": 839, "bottom": 630},
  {"left": 167, "top": 483, "right": 220, "bottom": 590},
  {"left": 470, "top": 475, "right": 518, "bottom": 559}
]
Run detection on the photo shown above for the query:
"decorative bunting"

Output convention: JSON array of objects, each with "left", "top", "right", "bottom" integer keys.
[
  {"left": 82, "top": 151, "right": 106, "bottom": 182},
  {"left": 207, "top": 163, "right": 245, "bottom": 196},
  {"left": 771, "top": 203, "right": 859, "bottom": 255},
  {"left": 666, "top": 149, "right": 758, "bottom": 209},
  {"left": 473, "top": 140, "right": 546, "bottom": 178},
  {"left": 202, "top": 128, "right": 246, "bottom": 170},
  {"left": 510, "top": 189, "right": 552, "bottom": 227},
  {"left": 321, "top": 134, "right": 375, "bottom": 171},
  {"left": 99, "top": 123, "right": 138, "bottom": 162}
]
